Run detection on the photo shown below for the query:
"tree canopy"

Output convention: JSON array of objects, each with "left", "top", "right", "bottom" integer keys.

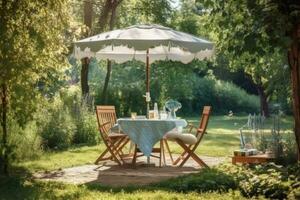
[
  {"left": 0, "top": 0, "right": 71, "bottom": 175},
  {"left": 1, "top": 0, "right": 299, "bottom": 176},
  {"left": 197, "top": 0, "right": 300, "bottom": 158}
]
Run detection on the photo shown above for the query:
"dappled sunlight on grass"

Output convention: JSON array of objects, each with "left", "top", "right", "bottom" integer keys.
[
  {"left": 14, "top": 115, "right": 294, "bottom": 172},
  {"left": 208, "top": 128, "right": 239, "bottom": 134},
  {"left": 5, "top": 116, "right": 293, "bottom": 200},
  {"left": 0, "top": 177, "right": 246, "bottom": 200},
  {"left": 17, "top": 145, "right": 105, "bottom": 172}
]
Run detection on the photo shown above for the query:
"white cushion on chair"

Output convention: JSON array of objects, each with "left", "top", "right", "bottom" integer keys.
[
  {"left": 109, "top": 124, "right": 126, "bottom": 135},
  {"left": 165, "top": 132, "right": 197, "bottom": 145},
  {"left": 110, "top": 124, "right": 120, "bottom": 133}
]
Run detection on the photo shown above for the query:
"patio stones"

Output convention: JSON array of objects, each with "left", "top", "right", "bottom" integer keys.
[{"left": 33, "top": 155, "right": 225, "bottom": 186}]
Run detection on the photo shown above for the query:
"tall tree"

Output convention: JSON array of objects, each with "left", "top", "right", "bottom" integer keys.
[
  {"left": 81, "top": 0, "right": 94, "bottom": 99},
  {"left": 98, "top": 0, "right": 123, "bottom": 104},
  {"left": 118, "top": 0, "right": 173, "bottom": 26},
  {"left": 0, "top": 0, "right": 70, "bottom": 175},
  {"left": 199, "top": 0, "right": 300, "bottom": 159}
]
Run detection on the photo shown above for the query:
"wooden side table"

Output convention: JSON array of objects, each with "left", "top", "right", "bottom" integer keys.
[{"left": 232, "top": 154, "right": 275, "bottom": 164}]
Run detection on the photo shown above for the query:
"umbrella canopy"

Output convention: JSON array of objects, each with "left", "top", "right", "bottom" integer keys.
[
  {"left": 73, "top": 24, "right": 214, "bottom": 116},
  {"left": 74, "top": 24, "right": 214, "bottom": 63}
]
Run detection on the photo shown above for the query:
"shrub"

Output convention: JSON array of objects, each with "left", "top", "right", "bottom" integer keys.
[
  {"left": 154, "top": 168, "right": 237, "bottom": 193},
  {"left": 218, "top": 163, "right": 300, "bottom": 199},
  {"left": 241, "top": 114, "right": 298, "bottom": 165},
  {"left": 0, "top": 119, "right": 42, "bottom": 163},
  {"left": 59, "top": 86, "right": 99, "bottom": 145},
  {"left": 40, "top": 97, "right": 76, "bottom": 149},
  {"left": 73, "top": 103, "right": 99, "bottom": 145},
  {"left": 37, "top": 85, "right": 100, "bottom": 149},
  {"left": 91, "top": 61, "right": 260, "bottom": 116},
  {"left": 193, "top": 77, "right": 260, "bottom": 115}
]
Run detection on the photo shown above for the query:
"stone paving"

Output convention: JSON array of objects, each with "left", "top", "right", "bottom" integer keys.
[{"left": 34, "top": 155, "right": 225, "bottom": 186}]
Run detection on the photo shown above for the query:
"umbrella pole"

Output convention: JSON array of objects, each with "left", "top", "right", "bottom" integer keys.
[
  {"left": 146, "top": 49, "right": 150, "bottom": 119},
  {"left": 146, "top": 49, "right": 151, "bottom": 164}
]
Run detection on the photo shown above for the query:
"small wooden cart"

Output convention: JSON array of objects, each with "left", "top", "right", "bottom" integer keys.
[{"left": 232, "top": 154, "right": 275, "bottom": 164}]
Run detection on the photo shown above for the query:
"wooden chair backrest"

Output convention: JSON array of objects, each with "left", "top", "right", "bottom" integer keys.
[
  {"left": 95, "top": 105, "right": 117, "bottom": 140},
  {"left": 196, "top": 106, "right": 212, "bottom": 138}
]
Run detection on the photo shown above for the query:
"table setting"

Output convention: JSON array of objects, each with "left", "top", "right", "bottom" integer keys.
[{"left": 116, "top": 100, "right": 187, "bottom": 164}]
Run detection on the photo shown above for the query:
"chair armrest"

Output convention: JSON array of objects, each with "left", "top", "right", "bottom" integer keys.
[
  {"left": 187, "top": 123, "right": 197, "bottom": 133},
  {"left": 197, "top": 128, "right": 204, "bottom": 133},
  {"left": 99, "top": 121, "right": 111, "bottom": 130}
]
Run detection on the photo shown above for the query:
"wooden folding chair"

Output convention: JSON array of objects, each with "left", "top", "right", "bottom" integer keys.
[
  {"left": 165, "top": 106, "right": 212, "bottom": 167},
  {"left": 95, "top": 105, "right": 130, "bottom": 165}
]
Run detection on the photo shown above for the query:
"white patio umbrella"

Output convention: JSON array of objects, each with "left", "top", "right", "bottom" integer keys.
[{"left": 74, "top": 24, "right": 214, "bottom": 116}]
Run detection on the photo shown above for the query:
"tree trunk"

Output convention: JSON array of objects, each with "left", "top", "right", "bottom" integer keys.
[
  {"left": 100, "top": 0, "right": 121, "bottom": 104},
  {"left": 1, "top": 83, "right": 8, "bottom": 176},
  {"left": 98, "top": 0, "right": 123, "bottom": 32},
  {"left": 98, "top": 0, "right": 111, "bottom": 32},
  {"left": 80, "top": 0, "right": 93, "bottom": 99},
  {"left": 256, "top": 84, "right": 270, "bottom": 117},
  {"left": 101, "top": 60, "right": 112, "bottom": 104},
  {"left": 84, "top": 0, "right": 93, "bottom": 33},
  {"left": 288, "top": 23, "right": 300, "bottom": 161},
  {"left": 81, "top": 57, "right": 90, "bottom": 99}
]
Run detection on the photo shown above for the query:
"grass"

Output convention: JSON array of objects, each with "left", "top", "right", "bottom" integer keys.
[
  {"left": 187, "top": 115, "right": 294, "bottom": 157},
  {"left": 15, "top": 115, "right": 294, "bottom": 173},
  {"left": 1, "top": 115, "right": 293, "bottom": 200},
  {"left": 0, "top": 176, "right": 247, "bottom": 200}
]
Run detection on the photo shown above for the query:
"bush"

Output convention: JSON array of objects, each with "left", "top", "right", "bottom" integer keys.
[
  {"left": 193, "top": 77, "right": 259, "bottom": 115},
  {"left": 218, "top": 163, "right": 300, "bottom": 199},
  {"left": 1, "top": 119, "right": 42, "bottom": 163},
  {"left": 92, "top": 62, "right": 260, "bottom": 116},
  {"left": 36, "top": 85, "right": 100, "bottom": 149},
  {"left": 0, "top": 117, "right": 42, "bottom": 173},
  {"left": 241, "top": 114, "right": 298, "bottom": 165},
  {"left": 154, "top": 168, "right": 237, "bottom": 193},
  {"left": 40, "top": 97, "right": 76, "bottom": 149},
  {"left": 73, "top": 103, "right": 99, "bottom": 145},
  {"left": 59, "top": 86, "right": 99, "bottom": 145}
]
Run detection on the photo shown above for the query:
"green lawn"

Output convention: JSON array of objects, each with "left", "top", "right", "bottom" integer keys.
[
  {"left": 15, "top": 115, "right": 294, "bottom": 173},
  {"left": 0, "top": 177, "right": 247, "bottom": 200},
  {"left": 1, "top": 115, "right": 293, "bottom": 200}
]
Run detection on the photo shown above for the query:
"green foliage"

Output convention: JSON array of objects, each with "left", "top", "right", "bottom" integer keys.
[
  {"left": 0, "top": 176, "right": 247, "bottom": 200},
  {"left": 218, "top": 163, "right": 300, "bottom": 200},
  {"left": 39, "top": 86, "right": 99, "bottom": 149},
  {"left": 241, "top": 114, "right": 297, "bottom": 165},
  {"left": 198, "top": 0, "right": 293, "bottom": 113},
  {"left": 0, "top": 0, "right": 72, "bottom": 174},
  {"left": 0, "top": 0, "right": 71, "bottom": 121},
  {"left": 64, "top": 87, "right": 100, "bottom": 146},
  {"left": 93, "top": 60, "right": 146, "bottom": 115},
  {"left": 90, "top": 60, "right": 259, "bottom": 116},
  {"left": 118, "top": 0, "right": 173, "bottom": 26},
  {"left": 194, "top": 77, "right": 259, "bottom": 114},
  {"left": 155, "top": 168, "right": 237, "bottom": 193},
  {"left": 40, "top": 97, "right": 76, "bottom": 149},
  {"left": 6, "top": 119, "right": 42, "bottom": 162},
  {"left": 73, "top": 103, "right": 99, "bottom": 145},
  {"left": 0, "top": 118, "right": 42, "bottom": 172}
]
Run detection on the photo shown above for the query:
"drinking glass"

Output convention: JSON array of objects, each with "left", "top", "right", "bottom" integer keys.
[
  {"left": 131, "top": 112, "right": 137, "bottom": 119},
  {"left": 159, "top": 111, "right": 168, "bottom": 119},
  {"left": 149, "top": 110, "right": 155, "bottom": 119}
]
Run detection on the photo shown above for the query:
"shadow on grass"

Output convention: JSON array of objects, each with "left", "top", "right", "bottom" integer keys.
[
  {"left": 85, "top": 168, "right": 237, "bottom": 194},
  {"left": 0, "top": 167, "right": 237, "bottom": 199}
]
